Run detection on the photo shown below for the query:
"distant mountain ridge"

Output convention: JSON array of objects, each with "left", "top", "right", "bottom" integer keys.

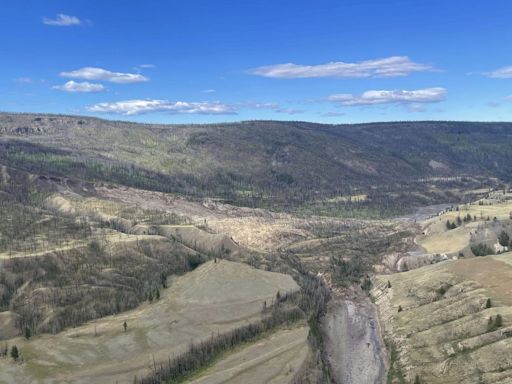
[{"left": 0, "top": 112, "right": 510, "bottom": 216}]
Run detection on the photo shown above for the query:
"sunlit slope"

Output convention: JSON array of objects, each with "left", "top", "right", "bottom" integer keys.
[
  {"left": 417, "top": 191, "right": 512, "bottom": 256},
  {"left": 0, "top": 260, "right": 301, "bottom": 384},
  {"left": 373, "top": 253, "right": 512, "bottom": 384},
  {"left": 188, "top": 327, "right": 309, "bottom": 384}
]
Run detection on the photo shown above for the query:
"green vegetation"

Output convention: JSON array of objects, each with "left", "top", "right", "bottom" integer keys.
[
  {"left": 1, "top": 114, "right": 509, "bottom": 217},
  {"left": 386, "top": 340, "right": 406, "bottom": 384},
  {"left": 487, "top": 314, "right": 504, "bottom": 332},
  {"left": 10, "top": 345, "right": 19, "bottom": 362},
  {"left": 330, "top": 229, "right": 412, "bottom": 288},
  {"left": 446, "top": 220, "right": 457, "bottom": 230},
  {"left": 498, "top": 231, "right": 510, "bottom": 247},
  {"left": 331, "top": 257, "right": 368, "bottom": 286},
  {"left": 0, "top": 236, "right": 209, "bottom": 335},
  {"left": 471, "top": 243, "right": 495, "bottom": 256},
  {"left": 4, "top": 114, "right": 512, "bottom": 382}
]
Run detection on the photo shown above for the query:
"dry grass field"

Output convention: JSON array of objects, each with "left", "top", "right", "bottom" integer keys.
[
  {"left": 188, "top": 326, "right": 310, "bottom": 384},
  {"left": 0, "top": 260, "right": 303, "bottom": 384},
  {"left": 417, "top": 191, "right": 512, "bottom": 255}
]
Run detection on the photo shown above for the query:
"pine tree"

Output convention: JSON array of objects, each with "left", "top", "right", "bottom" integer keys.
[
  {"left": 10, "top": 345, "right": 19, "bottom": 361},
  {"left": 498, "top": 231, "right": 510, "bottom": 247}
]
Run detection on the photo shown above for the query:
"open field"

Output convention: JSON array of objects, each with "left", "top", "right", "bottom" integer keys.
[
  {"left": 413, "top": 191, "right": 512, "bottom": 256},
  {"left": 188, "top": 326, "right": 309, "bottom": 384},
  {"left": 0, "top": 260, "right": 301, "bottom": 383}
]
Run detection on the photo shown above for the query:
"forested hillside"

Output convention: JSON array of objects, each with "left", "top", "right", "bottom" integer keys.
[{"left": 1, "top": 113, "right": 509, "bottom": 216}]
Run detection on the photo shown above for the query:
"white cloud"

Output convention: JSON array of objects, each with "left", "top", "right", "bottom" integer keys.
[
  {"left": 240, "top": 102, "right": 303, "bottom": 114},
  {"left": 485, "top": 66, "right": 512, "bottom": 78},
  {"left": 15, "top": 77, "right": 33, "bottom": 84},
  {"left": 202, "top": 89, "right": 216, "bottom": 93},
  {"left": 88, "top": 99, "right": 305, "bottom": 116},
  {"left": 327, "top": 87, "right": 446, "bottom": 106},
  {"left": 138, "top": 64, "right": 155, "bottom": 69},
  {"left": 249, "top": 56, "right": 433, "bottom": 78},
  {"left": 406, "top": 104, "right": 427, "bottom": 113},
  {"left": 53, "top": 80, "right": 105, "bottom": 93},
  {"left": 60, "top": 67, "right": 148, "bottom": 84},
  {"left": 88, "top": 99, "right": 237, "bottom": 115},
  {"left": 321, "top": 111, "right": 345, "bottom": 117},
  {"left": 43, "top": 14, "right": 82, "bottom": 26},
  {"left": 274, "top": 107, "right": 304, "bottom": 115}
]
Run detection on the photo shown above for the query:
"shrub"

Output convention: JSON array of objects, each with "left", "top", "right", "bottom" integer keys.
[
  {"left": 471, "top": 243, "right": 494, "bottom": 257},
  {"left": 498, "top": 231, "right": 510, "bottom": 247},
  {"left": 10, "top": 345, "right": 19, "bottom": 361},
  {"left": 487, "top": 314, "right": 503, "bottom": 332}
]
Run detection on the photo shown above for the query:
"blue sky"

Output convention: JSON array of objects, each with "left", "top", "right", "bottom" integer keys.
[{"left": 2, "top": 0, "right": 512, "bottom": 124}]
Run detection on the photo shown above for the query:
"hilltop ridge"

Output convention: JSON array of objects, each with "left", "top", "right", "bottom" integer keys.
[{"left": 0, "top": 112, "right": 510, "bottom": 217}]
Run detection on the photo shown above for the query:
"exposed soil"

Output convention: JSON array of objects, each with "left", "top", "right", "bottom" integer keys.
[{"left": 322, "top": 297, "right": 387, "bottom": 384}]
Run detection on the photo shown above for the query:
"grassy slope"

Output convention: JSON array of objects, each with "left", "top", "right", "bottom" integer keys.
[
  {"left": 0, "top": 260, "right": 303, "bottom": 384},
  {"left": 374, "top": 254, "right": 512, "bottom": 384},
  {"left": 374, "top": 193, "right": 512, "bottom": 384}
]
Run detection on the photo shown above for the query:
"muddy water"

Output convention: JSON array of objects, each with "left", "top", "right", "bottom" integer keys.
[{"left": 322, "top": 298, "right": 387, "bottom": 384}]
